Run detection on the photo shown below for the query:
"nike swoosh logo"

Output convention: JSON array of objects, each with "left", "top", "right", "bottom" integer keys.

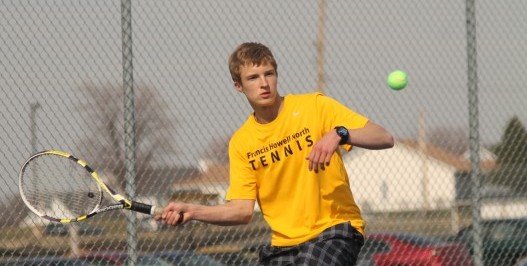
[{"left": 293, "top": 112, "right": 300, "bottom": 117}]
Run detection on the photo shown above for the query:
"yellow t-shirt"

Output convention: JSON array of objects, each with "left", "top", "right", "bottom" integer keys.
[{"left": 226, "top": 92, "right": 368, "bottom": 246}]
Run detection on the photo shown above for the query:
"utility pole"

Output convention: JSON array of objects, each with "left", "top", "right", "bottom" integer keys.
[
  {"left": 30, "top": 102, "right": 40, "bottom": 153},
  {"left": 316, "top": 0, "right": 326, "bottom": 93},
  {"left": 418, "top": 110, "right": 430, "bottom": 210}
]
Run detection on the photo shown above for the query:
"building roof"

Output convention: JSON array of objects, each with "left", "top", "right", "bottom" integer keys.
[
  {"left": 398, "top": 139, "right": 496, "bottom": 172},
  {"left": 177, "top": 163, "right": 229, "bottom": 190}
]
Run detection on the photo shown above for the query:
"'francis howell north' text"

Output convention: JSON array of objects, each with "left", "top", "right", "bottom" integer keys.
[{"left": 246, "top": 128, "right": 313, "bottom": 170}]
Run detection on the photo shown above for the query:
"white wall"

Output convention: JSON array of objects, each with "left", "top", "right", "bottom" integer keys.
[{"left": 344, "top": 142, "right": 457, "bottom": 212}]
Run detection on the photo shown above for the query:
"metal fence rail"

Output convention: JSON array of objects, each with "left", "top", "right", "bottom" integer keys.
[{"left": 1, "top": 1, "right": 526, "bottom": 266}]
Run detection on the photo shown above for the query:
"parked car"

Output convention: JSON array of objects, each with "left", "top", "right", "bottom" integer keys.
[
  {"left": 357, "top": 232, "right": 473, "bottom": 266},
  {"left": 454, "top": 218, "right": 527, "bottom": 266},
  {"left": 81, "top": 250, "right": 223, "bottom": 266},
  {"left": 0, "top": 256, "right": 92, "bottom": 266},
  {"left": 198, "top": 244, "right": 262, "bottom": 266},
  {"left": 153, "top": 251, "right": 224, "bottom": 266},
  {"left": 82, "top": 253, "right": 170, "bottom": 266}
]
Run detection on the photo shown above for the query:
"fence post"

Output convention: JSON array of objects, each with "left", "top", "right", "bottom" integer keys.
[
  {"left": 121, "top": 0, "right": 138, "bottom": 265},
  {"left": 465, "top": 0, "right": 482, "bottom": 265}
]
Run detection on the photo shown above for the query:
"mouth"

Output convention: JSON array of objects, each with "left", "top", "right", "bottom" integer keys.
[{"left": 260, "top": 91, "right": 271, "bottom": 98}]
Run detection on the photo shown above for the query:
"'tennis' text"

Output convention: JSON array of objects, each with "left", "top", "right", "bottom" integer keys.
[{"left": 246, "top": 128, "right": 313, "bottom": 170}]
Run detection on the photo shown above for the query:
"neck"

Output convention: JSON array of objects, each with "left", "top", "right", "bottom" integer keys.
[{"left": 254, "top": 96, "right": 284, "bottom": 124}]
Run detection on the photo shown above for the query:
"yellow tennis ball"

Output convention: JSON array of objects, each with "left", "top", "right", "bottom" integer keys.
[{"left": 387, "top": 70, "right": 408, "bottom": 90}]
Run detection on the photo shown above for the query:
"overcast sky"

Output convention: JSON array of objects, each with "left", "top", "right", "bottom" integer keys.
[{"left": 1, "top": 0, "right": 526, "bottom": 202}]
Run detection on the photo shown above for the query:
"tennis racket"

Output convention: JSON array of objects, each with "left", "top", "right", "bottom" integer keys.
[{"left": 19, "top": 150, "right": 162, "bottom": 223}]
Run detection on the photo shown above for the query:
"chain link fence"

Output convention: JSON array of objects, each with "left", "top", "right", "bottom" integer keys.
[{"left": 1, "top": 1, "right": 526, "bottom": 265}]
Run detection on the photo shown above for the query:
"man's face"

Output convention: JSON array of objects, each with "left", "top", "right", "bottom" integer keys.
[{"left": 235, "top": 63, "right": 278, "bottom": 108}]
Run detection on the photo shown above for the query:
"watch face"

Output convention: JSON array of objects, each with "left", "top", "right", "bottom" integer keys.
[
  {"left": 336, "top": 127, "right": 349, "bottom": 145},
  {"left": 337, "top": 127, "right": 348, "bottom": 136}
]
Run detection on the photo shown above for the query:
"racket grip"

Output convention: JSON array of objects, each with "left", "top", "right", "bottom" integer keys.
[
  {"left": 153, "top": 206, "right": 163, "bottom": 217},
  {"left": 130, "top": 201, "right": 159, "bottom": 216}
]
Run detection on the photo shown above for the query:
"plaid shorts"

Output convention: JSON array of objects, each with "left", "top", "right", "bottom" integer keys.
[{"left": 258, "top": 222, "right": 364, "bottom": 266}]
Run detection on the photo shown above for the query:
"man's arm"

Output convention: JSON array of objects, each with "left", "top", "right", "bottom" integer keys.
[
  {"left": 306, "top": 121, "right": 394, "bottom": 172},
  {"left": 155, "top": 199, "right": 256, "bottom": 226},
  {"left": 347, "top": 121, "right": 394, "bottom": 150}
]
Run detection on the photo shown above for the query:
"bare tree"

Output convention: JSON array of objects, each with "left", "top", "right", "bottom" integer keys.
[
  {"left": 76, "top": 82, "right": 177, "bottom": 191},
  {"left": 200, "top": 135, "right": 230, "bottom": 164},
  {"left": 428, "top": 126, "right": 469, "bottom": 156}
]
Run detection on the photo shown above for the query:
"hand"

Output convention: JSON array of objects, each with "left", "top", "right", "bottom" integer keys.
[
  {"left": 305, "top": 129, "right": 341, "bottom": 173},
  {"left": 157, "top": 202, "right": 188, "bottom": 226}
]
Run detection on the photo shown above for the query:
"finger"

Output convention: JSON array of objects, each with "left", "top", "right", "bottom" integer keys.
[
  {"left": 167, "top": 212, "right": 184, "bottom": 226},
  {"left": 313, "top": 161, "right": 319, "bottom": 173},
  {"left": 312, "top": 151, "right": 323, "bottom": 173},
  {"left": 163, "top": 210, "right": 173, "bottom": 224},
  {"left": 176, "top": 212, "right": 184, "bottom": 225},
  {"left": 161, "top": 203, "right": 173, "bottom": 219},
  {"left": 306, "top": 154, "right": 314, "bottom": 171},
  {"left": 168, "top": 211, "right": 179, "bottom": 225},
  {"left": 323, "top": 152, "right": 332, "bottom": 166}
]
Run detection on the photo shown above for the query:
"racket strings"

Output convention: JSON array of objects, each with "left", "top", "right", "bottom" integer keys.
[{"left": 20, "top": 154, "right": 102, "bottom": 220}]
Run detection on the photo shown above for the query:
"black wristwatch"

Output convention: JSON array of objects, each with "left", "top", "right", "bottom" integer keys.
[{"left": 335, "top": 126, "right": 349, "bottom": 145}]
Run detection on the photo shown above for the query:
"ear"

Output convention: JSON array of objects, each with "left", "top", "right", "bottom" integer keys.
[{"left": 234, "top": 81, "right": 243, "bottom": 93}]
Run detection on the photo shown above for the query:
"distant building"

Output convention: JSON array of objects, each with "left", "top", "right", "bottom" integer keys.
[
  {"left": 174, "top": 162, "right": 230, "bottom": 206},
  {"left": 343, "top": 139, "right": 496, "bottom": 213}
]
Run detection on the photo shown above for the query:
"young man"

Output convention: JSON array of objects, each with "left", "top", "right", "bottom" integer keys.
[{"left": 157, "top": 42, "right": 394, "bottom": 265}]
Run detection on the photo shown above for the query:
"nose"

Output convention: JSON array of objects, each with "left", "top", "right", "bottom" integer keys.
[{"left": 259, "top": 75, "right": 269, "bottom": 87}]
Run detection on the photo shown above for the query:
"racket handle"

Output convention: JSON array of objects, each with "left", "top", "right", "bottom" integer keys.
[
  {"left": 153, "top": 206, "right": 163, "bottom": 217},
  {"left": 130, "top": 201, "right": 161, "bottom": 216}
]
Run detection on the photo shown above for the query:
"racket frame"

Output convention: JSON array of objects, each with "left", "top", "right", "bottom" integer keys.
[{"left": 19, "top": 150, "right": 160, "bottom": 223}]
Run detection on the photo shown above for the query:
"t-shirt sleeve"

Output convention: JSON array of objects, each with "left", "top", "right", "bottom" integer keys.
[
  {"left": 315, "top": 92, "right": 369, "bottom": 151},
  {"left": 225, "top": 136, "right": 258, "bottom": 200}
]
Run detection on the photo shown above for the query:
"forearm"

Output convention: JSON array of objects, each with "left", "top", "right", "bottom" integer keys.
[
  {"left": 187, "top": 201, "right": 254, "bottom": 226},
  {"left": 158, "top": 199, "right": 255, "bottom": 226},
  {"left": 347, "top": 121, "right": 394, "bottom": 150}
]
